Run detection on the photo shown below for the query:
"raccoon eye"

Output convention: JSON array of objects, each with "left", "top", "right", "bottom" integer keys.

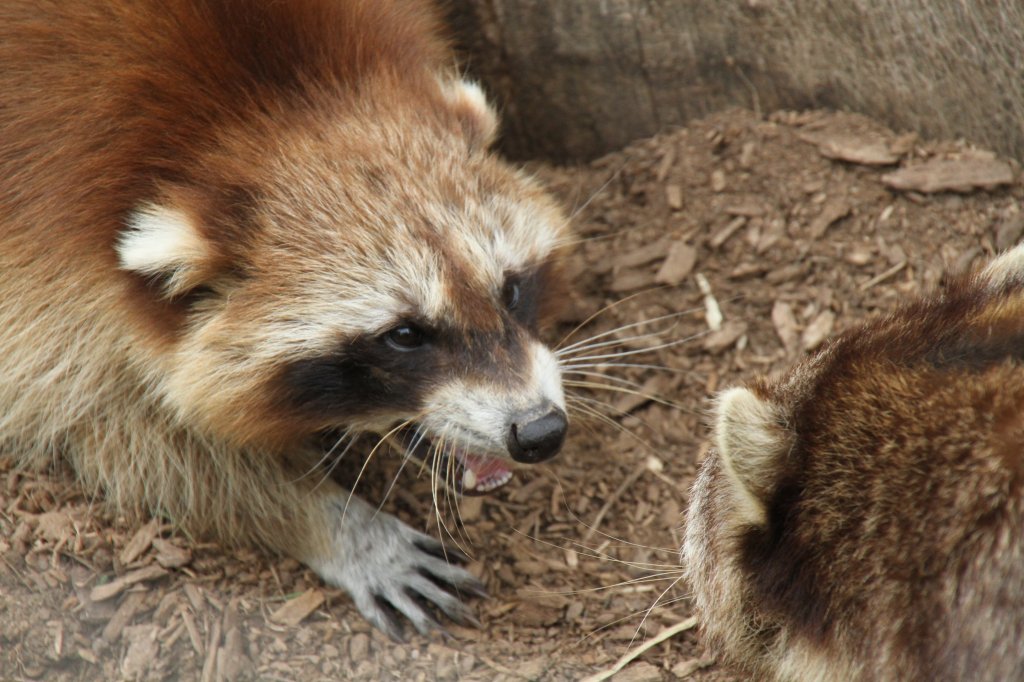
[
  {"left": 502, "top": 278, "right": 521, "bottom": 311},
  {"left": 384, "top": 324, "right": 425, "bottom": 351}
]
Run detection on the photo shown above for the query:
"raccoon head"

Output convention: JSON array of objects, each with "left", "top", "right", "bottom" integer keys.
[{"left": 117, "top": 77, "right": 571, "bottom": 494}]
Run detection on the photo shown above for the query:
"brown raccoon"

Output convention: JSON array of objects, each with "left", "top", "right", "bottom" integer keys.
[
  {"left": 0, "top": 0, "right": 571, "bottom": 638},
  {"left": 684, "top": 246, "right": 1024, "bottom": 680}
]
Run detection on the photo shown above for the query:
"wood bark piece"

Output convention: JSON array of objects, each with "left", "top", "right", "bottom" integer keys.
[
  {"left": 882, "top": 157, "right": 1015, "bottom": 193},
  {"left": 90, "top": 565, "right": 168, "bottom": 602},
  {"left": 152, "top": 538, "right": 192, "bottom": 569},
  {"left": 269, "top": 589, "right": 325, "bottom": 626},
  {"left": 119, "top": 519, "right": 160, "bottom": 566},
  {"left": 801, "top": 310, "right": 835, "bottom": 351},
  {"left": 802, "top": 132, "right": 900, "bottom": 166},
  {"left": 654, "top": 242, "right": 697, "bottom": 285},
  {"left": 809, "top": 200, "right": 852, "bottom": 239}
]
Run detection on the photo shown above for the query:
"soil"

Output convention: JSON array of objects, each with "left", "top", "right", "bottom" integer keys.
[{"left": 2, "top": 107, "right": 1021, "bottom": 681}]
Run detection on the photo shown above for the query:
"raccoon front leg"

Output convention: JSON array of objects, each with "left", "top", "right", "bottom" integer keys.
[{"left": 301, "top": 487, "right": 487, "bottom": 640}]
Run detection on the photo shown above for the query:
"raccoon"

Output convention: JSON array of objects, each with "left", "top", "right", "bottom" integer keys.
[
  {"left": 683, "top": 244, "right": 1024, "bottom": 680},
  {"left": 0, "top": 0, "right": 571, "bottom": 638}
]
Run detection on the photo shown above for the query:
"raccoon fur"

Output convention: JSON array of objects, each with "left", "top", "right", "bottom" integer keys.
[
  {"left": 0, "top": 0, "right": 571, "bottom": 638},
  {"left": 684, "top": 244, "right": 1024, "bottom": 680}
]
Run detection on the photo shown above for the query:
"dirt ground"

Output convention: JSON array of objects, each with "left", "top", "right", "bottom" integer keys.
[{"left": 2, "top": 107, "right": 1021, "bottom": 681}]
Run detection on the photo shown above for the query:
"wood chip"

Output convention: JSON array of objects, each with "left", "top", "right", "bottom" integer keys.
[
  {"left": 665, "top": 184, "right": 683, "bottom": 209},
  {"left": 702, "top": 319, "right": 748, "bottom": 354},
  {"left": 120, "top": 625, "right": 159, "bottom": 679},
  {"left": 710, "top": 169, "right": 726, "bottom": 192},
  {"left": 101, "top": 591, "right": 146, "bottom": 643},
  {"left": 269, "top": 589, "right": 325, "bottom": 626},
  {"left": 609, "top": 269, "right": 651, "bottom": 293},
  {"left": 695, "top": 273, "right": 722, "bottom": 331},
  {"left": 90, "top": 565, "right": 168, "bottom": 602},
  {"left": 808, "top": 199, "right": 852, "bottom": 239},
  {"left": 612, "top": 662, "right": 663, "bottom": 682},
  {"left": 801, "top": 310, "right": 836, "bottom": 351},
  {"left": 995, "top": 214, "right": 1024, "bottom": 251},
  {"left": 654, "top": 242, "right": 697, "bottom": 285},
  {"left": 119, "top": 519, "right": 160, "bottom": 566},
  {"left": 802, "top": 131, "right": 900, "bottom": 165},
  {"left": 844, "top": 244, "right": 873, "bottom": 266},
  {"left": 882, "top": 157, "right": 1014, "bottom": 193},
  {"left": 180, "top": 604, "right": 204, "bottom": 656},
  {"left": 709, "top": 216, "right": 746, "bottom": 249},
  {"left": 671, "top": 658, "right": 715, "bottom": 678},
  {"left": 217, "top": 625, "right": 250, "bottom": 681},
  {"left": 152, "top": 538, "right": 192, "bottom": 569},
  {"left": 616, "top": 239, "right": 670, "bottom": 268},
  {"left": 35, "top": 511, "right": 73, "bottom": 542},
  {"left": 859, "top": 260, "right": 907, "bottom": 290},
  {"left": 349, "top": 633, "right": 371, "bottom": 662},
  {"left": 771, "top": 300, "right": 799, "bottom": 355},
  {"left": 724, "top": 199, "right": 767, "bottom": 217}
]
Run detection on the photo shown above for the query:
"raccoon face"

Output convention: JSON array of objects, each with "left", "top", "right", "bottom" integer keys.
[{"left": 117, "top": 78, "right": 570, "bottom": 494}]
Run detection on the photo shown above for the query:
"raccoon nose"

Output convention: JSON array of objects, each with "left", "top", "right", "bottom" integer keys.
[{"left": 507, "top": 407, "right": 568, "bottom": 463}]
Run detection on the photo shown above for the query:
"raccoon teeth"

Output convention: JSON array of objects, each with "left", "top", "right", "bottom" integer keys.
[
  {"left": 476, "top": 470, "right": 513, "bottom": 492},
  {"left": 462, "top": 467, "right": 478, "bottom": 491}
]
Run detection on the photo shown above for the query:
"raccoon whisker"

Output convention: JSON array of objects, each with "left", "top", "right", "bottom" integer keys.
[
  {"left": 555, "top": 326, "right": 682, "bottom": 359},
  {"left": 521, "top": 571, "right": 687, "bottom": 599},
  {"left": 428, "top": 430, "right": 459, "bottom": 549},
  {"left": 646, "top": 594, "right": 693, "bottom": 609},
  {"left": 373, "top": 439, "right": 419, "bottom": 518},
  {"left": 430, "top": 430, "right": 473, "bottom": 558},
  {"left": 309, "top": 432, "right": 359, "bottom": 493},
  {"left": 510, "top": 526, "right": 682, "bottom": 573},
  {"left": 565, "top": 395, "right": 663, "bottom": 441},
  {"left": 560, "top": 333, "right": 709, "bottom": 364},
  {"left": 564, "top": 396, "right": 635, "bottom": 433},
  {"left": 575, "top": 606, "right": 682, "bottom": 646},
  {"left": 338, "top": 418, "right": 415, "bottom": 530},
  {"left": 561, "top": 370, "right": 651, "bottom": 389},
  {"left": 556, "top": 308, "right": 701, "bottom": 356},
  {"left": 559, "top": 361, "right": 691, "bottom": 374},
  {"left": 555, "top": 288, "right": 677, "bottom": 350},
  {"left": 565, "top": 162, "right": 625, "bottom": 223},
  {"left": 563, "top": 379, "right": 685, "bottom": 411},
  {"left": 627, "top": 572, "right": 690, "bottom": 650},
  {"left": 290, "top": 428, "right": 353, "bottom": 485},
  {"left": 564, "top": 397, "right": 669, "bottom": 455}
]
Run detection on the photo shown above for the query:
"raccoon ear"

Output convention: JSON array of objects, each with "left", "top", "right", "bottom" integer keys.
[
  {"left": 117, "top": 203, "right": 215, "bottom": 298},
  {"left": 981, "top": 241, "right": 1024, "bottom": 290},
  {"left": 714, "top": 386, "right": 791, "bottom": 525},
  {"left": 440, "top": 78, "right": 499, "bottom": 149}
]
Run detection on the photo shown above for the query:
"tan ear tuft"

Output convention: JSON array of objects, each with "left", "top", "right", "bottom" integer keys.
[
  {"left": 714, "top": 386, "right": 791, "bottom": 525},
  {"left": 117, "top": 203, "right": 213, "bottom": 298},
  {"left": 440, "top": 78, "right": 499, "bottom": 149}
]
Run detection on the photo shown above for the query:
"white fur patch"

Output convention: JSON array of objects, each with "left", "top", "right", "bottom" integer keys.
[
  {"left": 982, "top": 241, "right": 1024, "bottom": 289},
  {"left": 530, "top": 341, "right": 566, "bottom": 412},
  {"left": 714, "top": 387, "right": 788, "bottom": 525},
  {"left": 118, "top": 204, "right": 209, "bottom": 295}
]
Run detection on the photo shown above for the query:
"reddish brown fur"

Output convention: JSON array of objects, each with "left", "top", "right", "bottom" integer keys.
[
  {"left": 684, "top": 253, "right": 1024, "bottom": 680},
  {"left": 1, "top": 0, "right": 453, "bottom": 337}
]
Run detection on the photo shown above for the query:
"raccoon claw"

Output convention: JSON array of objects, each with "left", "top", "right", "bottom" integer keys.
[{"left": 312, "top": 498, "right": 486, "bottom": 639}]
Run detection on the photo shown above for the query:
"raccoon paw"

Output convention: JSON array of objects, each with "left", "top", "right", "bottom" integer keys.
[{"left": 313, "top": 497, "right": 488, "bottom": 641}]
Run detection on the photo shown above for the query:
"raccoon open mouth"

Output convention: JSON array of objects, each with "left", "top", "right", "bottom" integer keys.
[{"left": 398, "top": 429, "right": 514, "bottom": 496}]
